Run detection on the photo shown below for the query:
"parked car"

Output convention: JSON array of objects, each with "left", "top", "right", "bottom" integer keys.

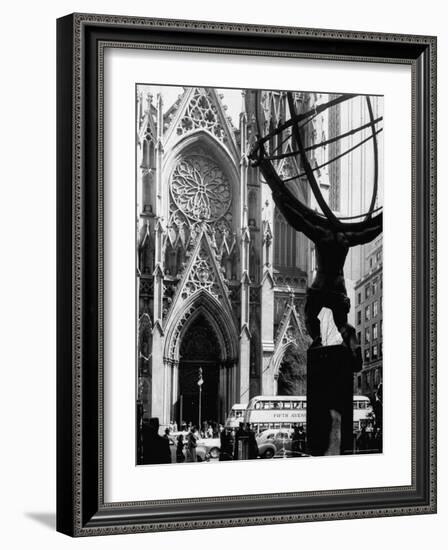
[
  {"left": 196, "top": 437, "right": 220, "bottom": 459},
  {"left": 256, "top": 429, "right": 294, "bottom": 459}
]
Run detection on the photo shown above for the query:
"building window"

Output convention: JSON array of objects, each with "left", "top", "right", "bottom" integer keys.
[
  {"left": 380, "top": 320, "right": 383, "bottom": 337},
  {"left": 365, "top": 348, "right": 370, "bottom": 362},
  {"left": 365, "top": 305, "right": 370, "bottom": 321},
  {"left": 357, "top": 331, "right": 361, "bottom": 344},
  {"left": 372, "top": 344, "right": 378, "bottom": 360},
  {"left": 374, "top": 368, "right": 380, "bottom": 386},
  {"left": 372, "top": 278, "right": 377, "bottom": 295},
  {"left": 274, "top": 208, "right": 297, "bottom": 268},
  {"left": 365, "top": 285, "right": 370, "bottom": 299},
  {"left": 365, "top": 327, "right": 371, "bottom": 343},
  {"left": 373, "top": 301, "right": 378, "bottom": 317},
  {"left": 357, "top": 310, "right": 362, "bottom": 325},
  {"left": 372, "top": 323, "right": 378, "bottom": 340},
  {"left": 357, "top": 292, "right": 361, "bottom": 305}
]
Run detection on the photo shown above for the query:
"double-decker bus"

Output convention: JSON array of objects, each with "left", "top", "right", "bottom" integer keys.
[
  {"left": 244, "top": 396, "right": 307, "bottom": 433},
  {"left": 224, "top": 403, "right": 247, "bottom": 429},
  {"left": 352, "top": 395, "right": 374, "bottom": 432},
  {"left": 244, "top": 395, "right": 373, "bottom": 434}
]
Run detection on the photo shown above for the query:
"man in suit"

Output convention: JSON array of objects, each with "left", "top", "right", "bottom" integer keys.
[{"left": 142, "top": 417, "right": 171, "bottom": 465}]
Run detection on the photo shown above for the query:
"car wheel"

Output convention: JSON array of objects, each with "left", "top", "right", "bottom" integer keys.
[
  {"left": 209, "top": 447, "right": 220, "bottom": 459},
  {"left": 262, "top": 448, "right": 274, "bottom": 459}
]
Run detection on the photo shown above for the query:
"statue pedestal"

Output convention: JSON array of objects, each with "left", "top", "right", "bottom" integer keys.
[{"left": 306, "top": 344, "right": 354, "bottom": 456}]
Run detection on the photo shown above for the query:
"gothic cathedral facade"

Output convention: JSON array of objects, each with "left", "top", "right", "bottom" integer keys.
[{"left": 136, "top": 87, "right": 318, "bottom": 428}]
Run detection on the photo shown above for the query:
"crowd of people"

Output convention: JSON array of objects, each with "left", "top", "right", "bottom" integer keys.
[
  {"left": 138, "top": 415, "right": 380, "bottom": 465},
  {"left": 173, "top": 427, "right": 200, "bottom": 463},
  {"left": 167, "top": 419, "right": 224, "bottom": 439},
  {"left": 139, "top": 417, "right": 263, "bottom": 464}
]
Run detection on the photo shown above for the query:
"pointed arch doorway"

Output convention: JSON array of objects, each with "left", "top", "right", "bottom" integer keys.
[
  {"left": 177, "top": 313, "right": 222, "bottom": 427},
  {"left": 277, "top": 345, "right": 307, "bottom": 396}
]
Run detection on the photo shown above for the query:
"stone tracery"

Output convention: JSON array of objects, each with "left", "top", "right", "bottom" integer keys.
[
  {"left": 171, "top": 154, "right": 231, "bottom": 222},
  {"left": 181, "top": 239, "right": 225, "bottom": 302},
  {"left": 176, "top": 88, "right": 226, "bottom": 142},
  {"left": 167, "top": 150, "right": 235, "bottom": 265}
]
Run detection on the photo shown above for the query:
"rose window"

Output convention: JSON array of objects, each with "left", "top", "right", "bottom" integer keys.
[{"left": 170, "top": 155, "right": 231, "bottom": 222}]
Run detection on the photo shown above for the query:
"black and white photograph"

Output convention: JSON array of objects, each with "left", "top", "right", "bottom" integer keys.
[
  {"left": 0, "top": 0, "right": 442, "bottom": 546},
  {"left": 135, "top": 85, "right": 384, "bottom": 465}
]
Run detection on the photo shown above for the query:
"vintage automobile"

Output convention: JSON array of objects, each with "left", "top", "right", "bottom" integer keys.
[
  {"left": 256, "top": 428, "right": 294, "bottom": 459},
  {"left": 196, "top": 437, "right": 221, "bottom": 459}
]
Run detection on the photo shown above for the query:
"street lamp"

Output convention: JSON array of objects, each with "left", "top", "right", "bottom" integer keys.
[{"left": 197, "top": 367, "right": 204, "bottom": 429}]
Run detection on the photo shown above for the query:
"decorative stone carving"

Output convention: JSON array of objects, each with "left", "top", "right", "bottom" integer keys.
[
  {"left": 176, "top": 88, "right": 226, "bottom": 142},
  {"left": 181, "top": 239, "right": 225, "bottom": 302},
  {"left": 171, "top": 154, "right": 231, "bottom": 222},
  {"left": 279, "top": 155, "right": 295, "bottom": 179},
  {"left": 168, "top": 152, "right": 234, "bottom": 258}
]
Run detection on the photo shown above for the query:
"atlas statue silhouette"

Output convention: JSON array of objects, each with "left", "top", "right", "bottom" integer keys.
[{"left": 249, "top": 92, "right": 383, "bottom": 372}]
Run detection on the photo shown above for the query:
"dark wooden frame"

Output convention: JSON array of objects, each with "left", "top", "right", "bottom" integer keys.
[{"left": 57, "top": 13, "right": 437, "bottom": 537}]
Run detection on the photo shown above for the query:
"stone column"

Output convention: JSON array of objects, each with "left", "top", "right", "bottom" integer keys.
[
  {"left": 219, "top": 364, "right": 228, "bottom": 422},
  {"left": 238, "top": 99, "right": 251, "bottom": 406}
]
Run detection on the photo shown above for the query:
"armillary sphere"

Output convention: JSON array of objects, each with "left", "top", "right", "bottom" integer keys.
[{"left": 249, "top": 91, "right": 383, "bottom": 233}]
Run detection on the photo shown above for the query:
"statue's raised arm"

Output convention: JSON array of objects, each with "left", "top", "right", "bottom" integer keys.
[{"left": 345, "top": 213, "right": 383, "bottom": 247}]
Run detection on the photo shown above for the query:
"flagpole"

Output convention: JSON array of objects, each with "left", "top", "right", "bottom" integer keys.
[
  {"left": 198, "top": 385, "right": 202, "bottom": 430},
  {"left": 198, "top": 367, "right": 203, "bottom": 430}
]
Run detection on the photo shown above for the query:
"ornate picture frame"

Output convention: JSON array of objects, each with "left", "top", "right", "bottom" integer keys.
[{"left": 56, "top": 13, "right": 437, "bottom": 536}]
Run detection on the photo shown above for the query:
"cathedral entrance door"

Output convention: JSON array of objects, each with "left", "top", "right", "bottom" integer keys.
[
  {"left": 178, "top": 361, "right": 220, "bottom": 428},
  {"left": 177, "top": 314, "right": 222, "bottom": 428}
]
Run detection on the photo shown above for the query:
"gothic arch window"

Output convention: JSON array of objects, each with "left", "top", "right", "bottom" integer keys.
[
  {"left": 224, "top": 257, "right": 233, "bottom": 280},
  {"left": 249, "top": 239, "right": 259, "bottom": 283},
  {"left": 142, "top": 137, "right": 155, "bottom": 169},
  {"left": 164, "top": 243, "right": 177, "bottom": 276},
  {"left": 139, "top": 239, "right": 153, "bottom": 275},
  {"left": 248, "top": 190, "right": 257, "bottom": 227},
  {"left": 274, "top": 207, "right": 297, "bottom": 269},
  {"left": 176, "top": 247, "right": 185, "bottom": 276}
]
